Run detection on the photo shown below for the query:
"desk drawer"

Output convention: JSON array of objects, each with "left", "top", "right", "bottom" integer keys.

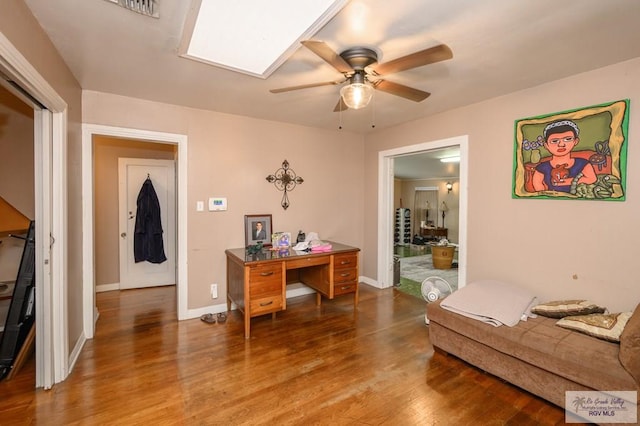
[
  {"left": 334, "top": 282, "right": 357, "bottom": 296},
  {"left": 249, "top": 263, "right": 282, "bottom": 285},
  {"left": 250, "top": 295, "right": 283, "bottom": 316},
  {"left": 250, "top": 280, "right": 282, "bottom": 299},
  {"left": 333, "top": 253, "right": 358, "bottom": 270},
  {"left": 286, "top": 256, "right": 329, "bottom": 269},
  {"left": 333, "top": 268, "right": 357, "bottom": 284}
]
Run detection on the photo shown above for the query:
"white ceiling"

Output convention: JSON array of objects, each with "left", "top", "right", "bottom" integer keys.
[
  {"left": 394, "top": 147, "right": 460, "bottom": 180},
  {"left": 24, "top": 0, "right": 640, "bottom": 136}
]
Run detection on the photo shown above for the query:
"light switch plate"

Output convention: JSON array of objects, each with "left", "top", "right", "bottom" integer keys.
[
  {"left": 208, "top": 197, "right": 227, "bottom": 211},
  {"left": 196, "top": 201, "right": 204, "bottom": 212}
]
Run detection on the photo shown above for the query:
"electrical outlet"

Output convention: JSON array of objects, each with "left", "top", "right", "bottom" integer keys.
[{"left": 210, "top": 284, "right": 218, "bottom": 299}]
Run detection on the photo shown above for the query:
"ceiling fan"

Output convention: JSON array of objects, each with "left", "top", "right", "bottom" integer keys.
[{"left": 270, "top": 41, "right": 453, "bottom": 111}]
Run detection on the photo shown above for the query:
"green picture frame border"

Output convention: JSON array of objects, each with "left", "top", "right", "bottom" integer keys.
[{"left": 512, "top": 99, "right": 630, "bottom": 200}]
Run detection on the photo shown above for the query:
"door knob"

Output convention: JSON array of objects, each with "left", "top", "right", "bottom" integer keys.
[{"left": 121, "top": 232, "right": 127, "bottom": 238}]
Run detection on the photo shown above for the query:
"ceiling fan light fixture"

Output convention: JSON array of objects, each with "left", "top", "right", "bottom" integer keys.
[{"left": 340, "top": 82, "right": 373, "bottom": 110}]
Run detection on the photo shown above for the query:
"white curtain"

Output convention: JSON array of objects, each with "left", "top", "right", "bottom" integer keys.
[{"left": 413, "top": 189, "right": 438, "bottom": 235}]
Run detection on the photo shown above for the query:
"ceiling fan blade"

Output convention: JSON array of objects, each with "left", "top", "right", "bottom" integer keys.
[
  {"left": 369, "top": 44, "right": 453, "bottom": 76},
  {"left": 373, "top": 80, "right": 431, "bottom": 102},
  {"left": 333, "top": 97, "right": 348, "bottom": 112},
  {"left": 301, "top": 40, "right": 353, "bottom": 74},
  {"left": 270, "top": 80, "right": 343, "bottom": 93}
]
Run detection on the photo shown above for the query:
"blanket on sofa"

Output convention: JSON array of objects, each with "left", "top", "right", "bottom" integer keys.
[{"left": 441, "top": 280, "right": 537, "bottom": 327}]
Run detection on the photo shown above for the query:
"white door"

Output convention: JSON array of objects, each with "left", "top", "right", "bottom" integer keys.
[
  {"left": 34, "top": 109, "right": 53, "bottom": 388},
  {"left": 118, "top": 158, "right": 175, "bottom": 289}
]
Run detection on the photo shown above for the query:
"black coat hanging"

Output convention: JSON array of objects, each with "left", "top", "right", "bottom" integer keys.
[{"left": 134, "top": 176, "right": 167, "bottom": 264}]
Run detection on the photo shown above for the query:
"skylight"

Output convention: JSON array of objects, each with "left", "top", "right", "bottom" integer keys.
[{"left": 179, "top": 0, "right": 348, "bottom": 78}]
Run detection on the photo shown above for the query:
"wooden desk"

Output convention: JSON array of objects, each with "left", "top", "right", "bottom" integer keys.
[
  {"left": 226, "top": 241, "right": 360, "bottom": 338},
  {"left": 420, "top": 227, "right": 448, "bottom": 240}
]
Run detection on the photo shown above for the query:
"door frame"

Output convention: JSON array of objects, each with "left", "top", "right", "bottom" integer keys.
[
  {"left": 377, "top": 135, "right": 468, "bottom": 289},
  {"left": 0, "top": 32, "right": 68, "bottom": 388},
  {"left": 81, "top": 124, "right": 188, "bottom": 339}
]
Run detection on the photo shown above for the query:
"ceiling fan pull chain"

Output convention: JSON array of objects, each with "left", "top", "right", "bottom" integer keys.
[
  {"left": 371, "top": 92, "right": 376, "bottom": 128},
  {"left": 338, "top": 103, "right": 343, "bottom": 130}
]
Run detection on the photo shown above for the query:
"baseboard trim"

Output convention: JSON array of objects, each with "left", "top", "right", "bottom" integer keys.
[
  {"left": 67, "top": 331, "right": 86, "bottom": 376},
  {"left": 285, "top": 283, "right": 316, "bottom": 299},
  {"left": 96, "top": 283, "right": 119, "bottom": 293},
  {"left": 359, "top": 275, "right": 381, "bottom": 288}
]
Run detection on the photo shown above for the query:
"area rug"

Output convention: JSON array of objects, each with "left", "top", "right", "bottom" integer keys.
[
  {"left": 398, "top": 254, "right": 459, "bottom": 299},
  {"left": 396, "top": 277, "right": 423, "bottom": 300}
]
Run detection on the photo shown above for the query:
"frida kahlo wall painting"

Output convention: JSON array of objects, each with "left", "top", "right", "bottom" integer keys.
[{"left": 513, "top": 99, "right": 629, "bottom": 200}]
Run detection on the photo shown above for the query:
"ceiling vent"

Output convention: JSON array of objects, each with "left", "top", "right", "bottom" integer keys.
[{"left": 104, "top": 0, "right": 159, "bottom": 18}]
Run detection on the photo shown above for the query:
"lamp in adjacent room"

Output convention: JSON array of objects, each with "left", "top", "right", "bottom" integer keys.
[
  {"left": 441, "top": 201, "right": 448, "bottom": 228},
  {"left": 446, "top": 182, "right": 453, "bottom": 193},
  {"left": 340, "top": 72, "right": 373, "bottom": 110}
]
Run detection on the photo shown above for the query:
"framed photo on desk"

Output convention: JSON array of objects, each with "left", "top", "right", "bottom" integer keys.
[{"left": 245, "top": 214, "right": 272, "bottom": 247}]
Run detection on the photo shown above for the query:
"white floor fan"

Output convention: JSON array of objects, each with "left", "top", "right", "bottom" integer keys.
[{"left": 421, "top": 276, "right": 453, "bottom": 325}]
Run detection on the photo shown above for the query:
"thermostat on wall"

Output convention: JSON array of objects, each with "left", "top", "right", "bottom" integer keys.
[{"left": 208, "top": 197, "right": 227, "bottom": 211}]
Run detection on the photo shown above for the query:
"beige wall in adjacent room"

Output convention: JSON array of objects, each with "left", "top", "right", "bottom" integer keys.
[
  {"left": 399, "top": 178, "right": 460, "bottom": 243},
  {"left": 93, "top": 136, "right": 176, "bottom": 287},
  {"left": 83, "top": 91, "right": 365, "bottom": 310},
  {"left": 1, "top": 0, "right": 84, "bottom": 355},
  {"left": 364, "top": 57, "right": 640, "bottom": 313},
  {"left": 0, "top": 85, "right": 34, "bottom": 218}
]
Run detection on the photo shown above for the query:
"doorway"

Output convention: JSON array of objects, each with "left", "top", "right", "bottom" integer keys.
[
  {"left": 82, "top": 125, "right": 188, "bottom": 340},
  {"left": 91, "top": 137, "right": 177, "bottom": 293},
  {"left": 377, "top": 135, "right": 468, "bottom": 291},
  {"left": 1, "top": 37, "right": 69, "bottom": 388},
  {"left": 0, "top": 83, "right": 34, "bottom": 380},
  {"left": 393, "top": 147, "right": 460, "bottom": 298}
]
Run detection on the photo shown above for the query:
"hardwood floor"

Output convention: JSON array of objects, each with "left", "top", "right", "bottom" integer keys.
[{"left": 0, "top": 284, "right": 568, "bottom": 425}]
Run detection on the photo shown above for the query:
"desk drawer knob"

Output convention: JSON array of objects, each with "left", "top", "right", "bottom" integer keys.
[
  {"left": 340, "top": 260, "right": 351, "bottom": 265},
  {"left": 340, "top": 272, "right": 350, "bottom": 277},
  {"left": 341, "top": 285, "right": 352, "bottom": 290},
  {"left": 260, "top": 271, "right": 274, "bottom": 276},
  {"left": 260, "top": 301, "right": 273, "bottom": 307}
]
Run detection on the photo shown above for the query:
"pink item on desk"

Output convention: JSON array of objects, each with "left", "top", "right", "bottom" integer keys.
[{"left": 310, "top": 241, "right": 332, "bottom": 252}]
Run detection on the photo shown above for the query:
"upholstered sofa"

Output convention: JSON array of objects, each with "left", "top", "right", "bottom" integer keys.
[{"left": 427, "top": 299, "right": 640, "bottom": 422}]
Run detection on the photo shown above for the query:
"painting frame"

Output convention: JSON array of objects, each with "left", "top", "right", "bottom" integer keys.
[
  {"left": 512, "top": 99, "right": 629, "bottom": 201},
  {"left": 244, "top": 214, "right": 273, "bottom": 247}
]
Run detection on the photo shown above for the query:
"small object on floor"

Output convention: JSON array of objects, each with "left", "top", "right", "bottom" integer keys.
[
  {"left": 451, "top": 262, "right": 458, "bottom": 268},
  {"left": 200, "top": 313, "right": 215, "bottom": 324},
  {"left": 217, "top": 312, "right": 227, "bottom": 323}
]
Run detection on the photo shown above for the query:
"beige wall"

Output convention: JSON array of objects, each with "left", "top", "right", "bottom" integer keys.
[
  {"left": 1, "top": 0, "right": 84, "bottom": 354},
  {"left": 365, "top": 57, "right": 640, "bottom": 313},
  {"left": 0, "top": 85, "right": 34, "bottom": 218},
  {"left": 93, "top": 136, "right": 176, "bottom": 286},
  {"left": 83, "top": 91, "right": 365, "bottom": 309}
]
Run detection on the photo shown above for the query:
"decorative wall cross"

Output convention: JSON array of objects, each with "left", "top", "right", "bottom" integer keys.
[{"left": 266, "top": 159, "right": 304, "bottom": 210}]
